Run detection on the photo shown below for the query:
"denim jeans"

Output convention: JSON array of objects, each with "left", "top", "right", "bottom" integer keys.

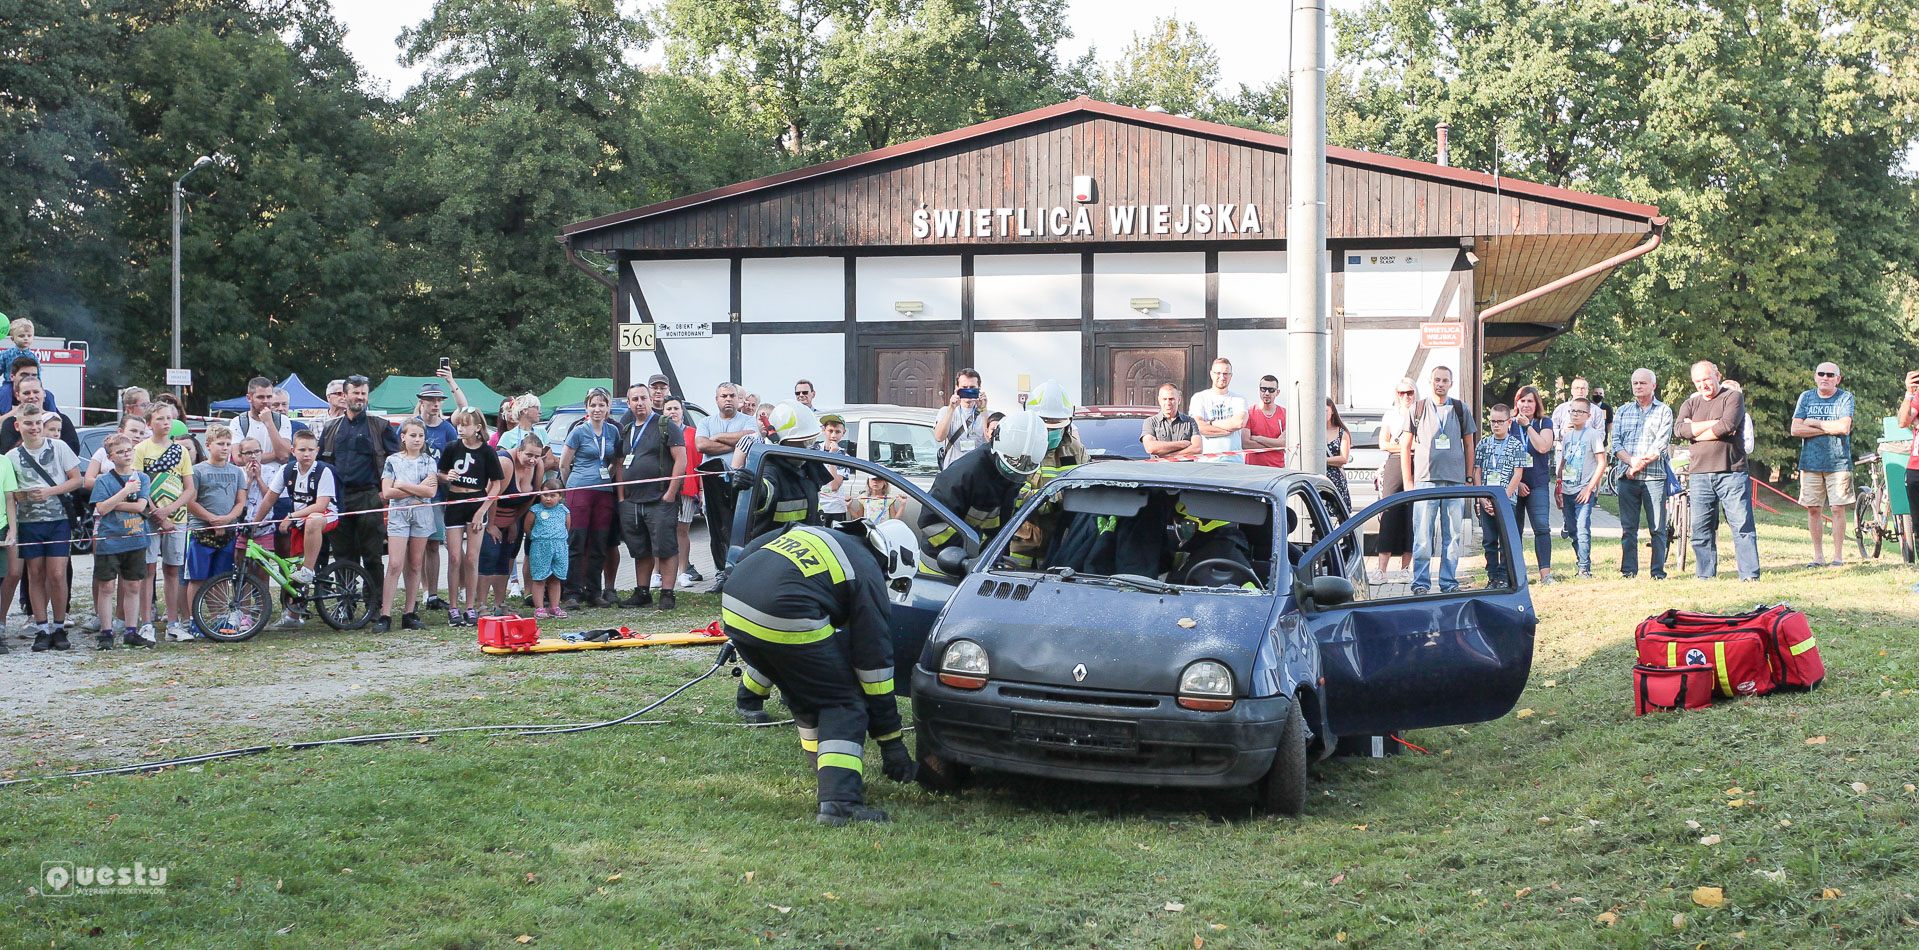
[
  {"left": 1412, "top": 480, "right": 1463, "bottom": 592},
  {"left": 1516, "top": 486, "right": 1552, "bottom": 570},
  {"left": 1568, "top": 492, "right": 1595, "bottom": 573},
  {"left": 1690, "top": 471, "right": 1761, "bottom": 580},
  {"left": 1478, "top": 510, "right": 1510, "bottom": 586},
  {"left": 1616, "top": 476, "right": 1668, "bottom": 578}
]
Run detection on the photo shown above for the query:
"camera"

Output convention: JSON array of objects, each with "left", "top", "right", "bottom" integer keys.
[
  {"left": 957, "top": 387, "right": 980, "bottom": 399},
  {"left": 440, "top": 357, "right": 451, "bottom": 372}
]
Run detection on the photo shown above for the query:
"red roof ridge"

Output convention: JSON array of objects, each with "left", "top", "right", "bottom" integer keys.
[{"left": 564, "top": 97, "right": 1659, "bottom": 239}]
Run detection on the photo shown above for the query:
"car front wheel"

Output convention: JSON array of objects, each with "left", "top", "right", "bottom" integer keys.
[{"left": 1256, "top": 696, "right": 1308, "bottom": 815}]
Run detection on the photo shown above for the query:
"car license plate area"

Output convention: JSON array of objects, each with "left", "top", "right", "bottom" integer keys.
[{"left": 1011, "top": 712, "right": 1139, "bottom": 752}]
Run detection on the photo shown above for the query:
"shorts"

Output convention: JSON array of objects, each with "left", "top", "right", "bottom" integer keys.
[
  {"left": 284, "top": 515, "right": 340, "bottom": 557},
  {"left": 146, "top": 525, "right": 187, "bottom": 566},
  {"left": 679, "top": 495, "right": 700, "bottom": 524},
  {"left": 1798, "top": 470, "right": 1854, "bottom": 507},
  {"left": 527, "top": 537, "right": 568, "bottom": 580},
  {"left": 619, "top": 498, "right": 679, "bottom": 560},
  {"left": 0, "top": 543, "right": 8, "bottom": 577},
  {"left": 19, "top": 519, "right": 72, "bottom": 560},
  {"left": 386, "top": 504, "right": 437, "bottom": 539},
  {"left": 444, "top": 497, "right": 487, "bottom": 530},
  {"left": 185, "top": 537, "right": 236, "bottom": 581},
  {"left": 479, "top": 522, "right": 524, "bottom": 576},
  {"left": 427, "top": 501, "right": 445, "bottom": 543},
  {"left": 95, "top": 548, "right": 148, "bottom": 582}
]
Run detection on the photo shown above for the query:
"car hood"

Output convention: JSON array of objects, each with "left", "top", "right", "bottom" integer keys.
[{"left": 926, "top": 574, "right": 1276, "bottom": 695}]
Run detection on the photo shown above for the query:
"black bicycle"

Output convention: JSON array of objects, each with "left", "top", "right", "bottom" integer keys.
[{"left": 190, "top": 536, "right": 373, "bottom": 642}]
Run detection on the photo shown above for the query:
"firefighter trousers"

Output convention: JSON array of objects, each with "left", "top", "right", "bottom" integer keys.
[{"left": 725, "top": 629, "right": 869, "bottom": 805}]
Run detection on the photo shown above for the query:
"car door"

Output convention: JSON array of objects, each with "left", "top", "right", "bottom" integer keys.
[
  {"left": 1292, "top": 485, "right": 1535, "bottom": 736},
  {"left": 732, "top": 443, "right": 981, "bottom": 696}
]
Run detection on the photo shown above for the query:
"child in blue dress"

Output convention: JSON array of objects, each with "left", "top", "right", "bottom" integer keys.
[{"left": 526, "top": 476, "right": 570, "bottom": 619}]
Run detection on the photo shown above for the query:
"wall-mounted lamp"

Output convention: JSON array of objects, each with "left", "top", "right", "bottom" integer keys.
[
  {"left": 1464, "top": 251, "right": 1481, "bottom": 267},
  {"left": 895, "top": 300, "right": 925, "bottom": 315},
  {"left": 1130, "top": 297, "right": 1161, "bottom": 314}
]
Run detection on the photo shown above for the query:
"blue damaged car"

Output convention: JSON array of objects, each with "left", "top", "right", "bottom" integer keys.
[{"left": 727, "top": 448, "right": 1535, "bottom": 815}]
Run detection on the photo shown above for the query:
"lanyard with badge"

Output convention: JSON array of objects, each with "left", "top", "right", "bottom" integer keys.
[
  {"left": 953, "top": 407, "right": 980, "bottom": 456},
  {"left": 1431, "top": 400, "right": 1454, "bottom": 452},
  {"left": 589, "top": 422, "right": 613, "bottom": 481},
  {"left": 625, "top": 415, "right": 653, "bottom": 478}
]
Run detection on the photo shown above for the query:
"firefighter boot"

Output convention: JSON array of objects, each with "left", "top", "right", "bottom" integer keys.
[{"left": 816, "top": 802, "right": 890, "bottom": 826}]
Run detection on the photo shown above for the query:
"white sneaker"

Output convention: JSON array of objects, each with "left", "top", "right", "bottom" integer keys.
[
  {"left": 165, "top": 622, "right": 195, "bottom": 642},
  {"left": 290, "top": 566, "right": 315, "bottom": 586},
  {"left": 678, "top": 572, "right": 696, "bottom": 587},
  {"left": 271, "top": 610, "right": 305, "bottom": 630},
  {"left": 507, "top": 576, "right": 525, "bottom": 597},
  {"left": 137, "top": 621, "right": 158, "bottom": 644},
  {"left": 651, "top": 573, "right": 662, "bottom": 588}
]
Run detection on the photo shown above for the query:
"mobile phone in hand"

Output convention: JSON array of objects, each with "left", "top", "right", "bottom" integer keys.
[{"left": 440, "top": 357, "right": 451, "bottom": 372}]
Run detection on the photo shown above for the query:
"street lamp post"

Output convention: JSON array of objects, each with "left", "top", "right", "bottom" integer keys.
[{"left": 171, "top": 155, "right": 214, "bottom": 401}]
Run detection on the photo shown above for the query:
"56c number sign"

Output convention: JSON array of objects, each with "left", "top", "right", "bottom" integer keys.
[{"left": 618, "top": 323, "right": 656, "bottom": 352}]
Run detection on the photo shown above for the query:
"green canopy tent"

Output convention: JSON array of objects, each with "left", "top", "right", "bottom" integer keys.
[
  {"left": 367, "top": 375, "right": 510, "bottom": 417},
  {"left": 538, "top": 376, "right": 616, "bottom": 412}
]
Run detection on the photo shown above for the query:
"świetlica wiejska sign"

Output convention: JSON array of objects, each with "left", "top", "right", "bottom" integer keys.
[{"left": 911, "top": 203, "right": 1266, "bottom": 239}]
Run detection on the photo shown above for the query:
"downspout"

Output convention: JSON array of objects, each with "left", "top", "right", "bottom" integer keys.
[
  {"left": 559, "top": 235, "right": 621, "bottom": 390},
  {"left": 559, "top": 235, "right": 618, "bottom": 291},
  {"left": 1478, "top": 216, "right": 1666, "bottom": 322}
]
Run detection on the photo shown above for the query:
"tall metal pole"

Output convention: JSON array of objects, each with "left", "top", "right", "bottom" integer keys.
[
  {"left": 1287, "top": 0, "right": 1329, "bottom": 475},
  {"left": 170, "top": 178, "right": 183, "bottom": 401}
]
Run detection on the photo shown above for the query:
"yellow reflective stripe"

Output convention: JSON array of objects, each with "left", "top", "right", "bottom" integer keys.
[
  {"left": 1191, "top": 518, "right": 1229, "bottom": 532},
  {"left": 871, "top": 731, "right": 902, "bottom": 742},
  {"left": 1667, "top": 642, "right": 1677, "bottom": 667},
  {"left": 1789, "top": 637, "right": 1817, "bottom": 656},
  {"left": 817, "top": 752, "right": 863, "bottom": 773},
  {"left": 772, "top": 509, "right": 807, "bottom": 522},
  {"left": 800, "top": 738, "right": 820, "bottom": 752},
  {"left": 740, "top": 671, "right": 772, "bottom": 696},
  {"left": 721, "top": 608, "right": 832, "bottom": 644},
  {"left": 763, "top": 530, "right": 846, "bottom": 583},
  {"left": 860, "top": 678, "right": 895, "bottom": 696},
  {"left": 965, "top": 514, "right": 1001, "bottom": 530},
  {"left": 1713, "top": 641, "right": 1731, "bottom": 696},
  {"left": 927, "top": 525, "right": 956, "bottom": 546},
  {"left": 1005, "top": 552, "right": 1034, "bottom": 567}
]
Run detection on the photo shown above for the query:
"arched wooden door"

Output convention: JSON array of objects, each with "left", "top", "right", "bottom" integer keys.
[
  {"left": 1112, "top": 348, "right": 1186, "bottom": 406},
  {"left": 874, "top": 348, "right": 949, "bottom": 408}
]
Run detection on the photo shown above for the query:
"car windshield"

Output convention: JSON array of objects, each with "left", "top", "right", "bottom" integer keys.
[
  {"left": 1073, "top": 415, "right": 1152, "bottom": 460},
  {"left": 866, "top": 421, "right": 939, "bottom": 478},
  {"left": 994, "top": 484, "right": 1278, "bottom": 590},
  {"left": 1345, "top": 412, "right": 1384, "bottom": 450}
]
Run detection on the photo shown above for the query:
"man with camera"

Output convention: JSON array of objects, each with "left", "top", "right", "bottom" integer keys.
[{"left": 934, "top": 368, "right": 988, "bottom": 471}]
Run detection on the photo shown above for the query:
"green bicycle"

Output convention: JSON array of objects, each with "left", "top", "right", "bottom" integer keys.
[{"left": 190, "top": 537, "right": 374, "bottom": 642}]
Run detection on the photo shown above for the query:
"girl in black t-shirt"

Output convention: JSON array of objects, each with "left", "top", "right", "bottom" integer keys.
[{"left": 438, "top": 408, "right": 502, "bottom": 626}]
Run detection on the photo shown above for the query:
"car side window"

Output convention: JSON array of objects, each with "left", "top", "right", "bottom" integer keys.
[
  {"left": 1283, "top": 488, "right": 1335, "bottom": 575},
  {"left": 1303, "top": 489, "right": 1519, "bottom": 602},
  {"left": 867, "top": 422, "right": 940, "bottom": 479}
]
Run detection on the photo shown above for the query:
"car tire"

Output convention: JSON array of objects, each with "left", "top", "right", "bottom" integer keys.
[
  {"left": 914, "top": 748, "right": 970, "bottom": 795},
  {"left": 1256, "top": 696, "right": 1308, "bottom": 816}
]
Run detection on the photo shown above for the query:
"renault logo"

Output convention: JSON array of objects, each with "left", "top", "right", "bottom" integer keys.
[{"left": 1072, "top": 663, "right": 1087, "bottom": 682}]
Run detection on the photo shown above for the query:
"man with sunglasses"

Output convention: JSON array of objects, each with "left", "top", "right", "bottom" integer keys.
[
  {"left": 1243, "top": 374, "right": 1287, "bottom": 467},
  {"left": 318, "top": 375, "right": 399, "bottom": 580},
  {"left": 793, "top": 380, "right": 818, "bottom": 410},
  {"left": 1790, "top": 361, "right": 1854, "bottom": 567}
]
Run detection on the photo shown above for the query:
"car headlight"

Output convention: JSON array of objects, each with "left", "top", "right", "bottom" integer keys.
[
  {"left": 1177, "top": 660, "right": 1235, "bottom": 711},
  {"left": 939, "top": 639, "right": 989, "bottom": 690}
]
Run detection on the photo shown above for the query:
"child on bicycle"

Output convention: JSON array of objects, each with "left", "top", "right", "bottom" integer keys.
[
  {"left": 90, "top": 433, "right": 151, "bottom": 648},
  {"left": 254, "top": 428, "right": 339, "bottom": 629},
  {"left": 184, "top": 424, "right": 247, "bottom": 636},
  {"left": 378, "top": 420, "right": 438, "bottom": 632},
  {"left": 526, "top": 475, "right": 569, "bottom": 619}
]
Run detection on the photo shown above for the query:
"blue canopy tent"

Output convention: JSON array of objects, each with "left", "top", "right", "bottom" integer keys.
[{"left": 209, "top": 373, "right": 330, "bottom": 412}]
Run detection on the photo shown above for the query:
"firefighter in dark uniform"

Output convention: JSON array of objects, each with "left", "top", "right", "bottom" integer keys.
[
  {"left": 919, "top": 409, "right": 1048, "bottom": 563},
  {"left": 1006, "top": 380, "right": 1087, "bottom": 568},
  {"left": 735, "top": 401, "right": 842, "bottom": 723},
  {"left": 721, "top": 519, "right": 922, "bottom": 825}
]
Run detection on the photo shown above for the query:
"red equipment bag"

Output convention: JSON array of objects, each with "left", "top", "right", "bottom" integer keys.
[
  {"left": 1633, "top": 663, "right": 1714, "bottom": 715},
  {"left": 1639, "top": 604, "right": 1824, "bottom": 691},
  {"left": 1634, "top": 624, "right": 1776, "bottom": 699},
  {"left": 477, "top": 614, "right": 540, "bottom": 652}
]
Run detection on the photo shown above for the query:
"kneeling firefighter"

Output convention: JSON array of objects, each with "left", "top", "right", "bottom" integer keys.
[
  {"left": 920, "top": 410, "right": 1047, "bottom": 562},
  {"left": 734, "top": 401, "right": 843, "bottom": 723},
  {"left": 721, "top": 519, "right": 922, "bottom": 825},
  {"left": 1006, "top": 380, "right": 1087, "bottom": 568}
]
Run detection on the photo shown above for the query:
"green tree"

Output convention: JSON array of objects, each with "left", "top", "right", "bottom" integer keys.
[{"left": 1095, "top": 17, "right": 1221, "bottom": 117}]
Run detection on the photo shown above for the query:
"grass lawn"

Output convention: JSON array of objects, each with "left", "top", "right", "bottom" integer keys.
[{"left": 4, "top": 510, "right": 1918, "bottom": 948}]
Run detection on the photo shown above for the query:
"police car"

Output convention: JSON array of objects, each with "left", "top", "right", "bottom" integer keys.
[{"left": 731, "top": 447, "right": 1536, "bottom": 815}]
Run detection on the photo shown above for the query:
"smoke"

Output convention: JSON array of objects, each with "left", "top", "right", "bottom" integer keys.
[{"left": 11, "top": 265, "right": 126, "bottom": 411}]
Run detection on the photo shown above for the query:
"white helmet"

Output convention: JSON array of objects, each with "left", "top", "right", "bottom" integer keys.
[
  {"left": 1026, "top": 379, "right": 1076, "bottom": 428},
  {"left": 866, "top": 519, "right": 920, "bottom": 599},
  {"left": 992, "top": 410, "right": 1049, "bottom": 478},
  {"left": 767, "top": 401, "right": 822, "bottom": 444}
]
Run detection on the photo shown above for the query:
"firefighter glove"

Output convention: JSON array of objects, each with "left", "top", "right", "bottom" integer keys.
[{"left": 880, "top": 738, "right": 917, "bottom": 783}]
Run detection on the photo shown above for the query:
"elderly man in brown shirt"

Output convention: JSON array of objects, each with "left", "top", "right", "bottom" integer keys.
[{"left": 1677, "top": 360, "right": 1760, "bottom": 580}]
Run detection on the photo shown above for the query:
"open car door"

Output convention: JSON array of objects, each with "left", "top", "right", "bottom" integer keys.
[
  {"left": 731, "top": 444, "right": 982, "bottom": 697},
  {"left": 1292, "top": 485, "right": 1536, "bottom": 736}
]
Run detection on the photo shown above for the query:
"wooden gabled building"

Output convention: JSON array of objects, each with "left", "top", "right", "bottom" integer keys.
[{"left": 562, "top": 97, "right": 1662, "bottom": 414}]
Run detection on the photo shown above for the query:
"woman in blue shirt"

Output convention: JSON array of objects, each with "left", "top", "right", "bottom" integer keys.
[
  {"left": 1511, "top": 386, "right": 1556, "bottom": 584},
  {"left": 558, "top": 387, "right": 619, "bottom": 609}
]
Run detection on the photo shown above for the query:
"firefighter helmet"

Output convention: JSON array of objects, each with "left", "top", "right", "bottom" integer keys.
[
  {"left": 867, "top": 519, "right": 920, "bottom": 595},
  {"left": 992, "top": 410, "right": 1049, "bottom": 478},
  {"left": 767, "top": 401, "right": 822, "bottom": 444},
  {"left": 1026, "top": 379, "right": 1076, "bottom": 428}
]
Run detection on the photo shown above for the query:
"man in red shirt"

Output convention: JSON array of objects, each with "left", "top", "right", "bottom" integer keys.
[{"left": 1244, "top": 374, "right": 1287, "bottom": 467}]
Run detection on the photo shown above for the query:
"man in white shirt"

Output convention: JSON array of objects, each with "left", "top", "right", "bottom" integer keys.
[
  {"left": 232, "top": 376, "right": 295, "bottom": 463},
  {"left": 1188, "top": 357, "right": 1248, "bottom": 463}
]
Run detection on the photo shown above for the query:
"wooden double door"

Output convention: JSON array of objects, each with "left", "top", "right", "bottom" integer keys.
[
  {"left": 862, "top": 336, "right": 958, "bottom": 408},
  {"left": 1093, "top": 330, "right": 1208, "bottom": 406}
]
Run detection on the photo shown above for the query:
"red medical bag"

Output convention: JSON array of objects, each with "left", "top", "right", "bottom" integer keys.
[
  {"left": 1634, "top": 625, "right": 1776, "bottom": 699},
  {"left": 478, "top": 614, "right": 540, "bottom": 651},
  {"left": 1639, "top": 604, "right": 1823, "bottom": 691},
  {"left": 1633, "top": 663, "right": 1714, "bottom": 715}
]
